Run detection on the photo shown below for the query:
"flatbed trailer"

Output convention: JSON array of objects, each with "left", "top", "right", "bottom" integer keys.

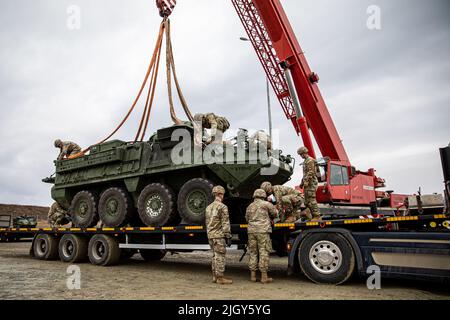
[{"left": 1, "top": 213, "right": 449, "bottom": 285}]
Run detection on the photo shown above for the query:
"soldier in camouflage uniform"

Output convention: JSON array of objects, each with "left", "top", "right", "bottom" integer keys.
[
  {"left": 298, "top": 147, "right": 321, "bottom": 221},
  {"left": 246, "top": 189, "right": 278, "bottom": 284},
  {"left": 260, "top": 182, "right": 304, "bottom": 223},
  {"left": 205, "top": 185, "right": 233, "bottom": 285},
  {"left": 54, "top": 139, "right": 82, "bottom": 160},
  {"left": 193, "top": 113, "right": 230, "bottom": 145},
  {"left": 48, "top": 202, "right": 69, "bottom": 227}
]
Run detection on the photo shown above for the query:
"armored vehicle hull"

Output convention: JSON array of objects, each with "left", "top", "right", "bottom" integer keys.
[{"left": 48, "top": 125, "right": 293, "bottom": 228}]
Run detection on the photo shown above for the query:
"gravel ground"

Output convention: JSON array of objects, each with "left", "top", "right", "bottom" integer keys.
[{"left": 0, "top": 242, "right": 449, "bottom": 300}]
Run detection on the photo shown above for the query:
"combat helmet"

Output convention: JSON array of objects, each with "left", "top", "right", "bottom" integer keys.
[
  {"left": 297, "top": 147, "right": 309, "bottom": 155},
  {"left": 260, "top": 182, "right": 273, "bottom": 194},
  {"left": 212, "top": 185, "right": 226, "bottom": 196},
  {"left": 217, "top": 117, "right": 230, "bottom": 131},
  {"left": 253, "top": 189, "right": 267, "bottom": 199},
  {"left": 54, "top": 139, "right": 62, "bottom": 148}
]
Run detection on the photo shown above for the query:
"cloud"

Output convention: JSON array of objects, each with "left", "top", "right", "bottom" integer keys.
[{"left": 0, "top": 0, "right": 449, "bottom": 206}]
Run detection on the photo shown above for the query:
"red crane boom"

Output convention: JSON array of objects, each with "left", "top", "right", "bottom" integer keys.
[
  {"left": 155, "top": 0, "right": 407, "bottom": 208},
  {"left": 232, "top": 0, "right": 349, "bottom": 164}
]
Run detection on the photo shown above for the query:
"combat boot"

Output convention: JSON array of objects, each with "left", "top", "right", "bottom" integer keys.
[
  {"left": 216, "top": 276, "right": 233, "bottom": 285},
  {"left": 260, "top": 272, "right": 273, "bottom": 284},
  {"left": 212, "top": 272, "right": 217, "bottom": 283},
  {"left": 250, "top": 271, "right": 257, "bottom": 282}
]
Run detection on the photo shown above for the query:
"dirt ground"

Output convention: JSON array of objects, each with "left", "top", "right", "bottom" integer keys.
[{"left": 0, "top": 242, "right": 449, "bottom": 300}]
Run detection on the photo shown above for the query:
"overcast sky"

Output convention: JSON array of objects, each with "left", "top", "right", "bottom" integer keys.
[{"left": 0, "top": 0, "right": 449, "bottom": 206}]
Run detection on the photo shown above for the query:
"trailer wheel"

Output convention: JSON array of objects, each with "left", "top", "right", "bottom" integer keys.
[
  {"left": 58, "top": 234, "right": 88, "bottom": 263},
  {"left": 140, "top": 249, "right": 166, "bottom": 261},
  {"left": 70, "top": 191, "right": 99, "bottom": 228},
  {"left": 138, "top": 183, "right": 176, "bottom": 227},
  {"left": 33, "top": 234, "right": 59, "bottom": 260},
  {"left": 177, "top": 178, "right": 214, "bottom": 225},
  {"left": 99, "top": 187, "right": 134, "bottom": 227},
  {"left": 298, "top": 233, "right": 355, "bottom": 285},
  {"left": 88, "top": 234, "right": 121, "bottom": 266}
]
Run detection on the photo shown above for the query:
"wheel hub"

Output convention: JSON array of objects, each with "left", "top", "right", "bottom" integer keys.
[
  {"left": 146, "top": 194, "right": 163, "bottom": 217},
  {"left": 38, "top": 240, "right": 47, "bottom": 254},
  {"left": 93, "top": 241, "right": 106, "bottom": 260},
  {"left": 106, "top": 198, "right": 119, "bottom": 216},
  {"left": 63, "top": 241, "right": 74, "bottom": 257},
  {"left": 187, "top": 191, "right": 206, "bottom": 215},
  {"left": 309, "top": 240, "right": 342, "bottom": 274},
  {"left": 78, "top": 201, "right": 88, "bottom": 216}
]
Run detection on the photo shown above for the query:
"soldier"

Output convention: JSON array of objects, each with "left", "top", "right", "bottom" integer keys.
[
  {"left": 246, "top": 189, "right": 278, "bottom": 284},
  {"left": 249, "top": 130, "right": 273, "bottom": 156},
  {"left": 298, "top": 147, "right": 321, "bottom": 221},
  {"left": 54, "top": 139, "right": 82, "bottom": 160},
  {"left": 193, "top": 113, "right": 230, "bottom": 145},
  {"left": 48, "top": 202, "right": 70, "bottom": 227},
  {"left": 260, "top": 182, "right": 304, "bottom": 223},
  {"left": 205, "top": 185, "right": 233, "bottom": 285}
]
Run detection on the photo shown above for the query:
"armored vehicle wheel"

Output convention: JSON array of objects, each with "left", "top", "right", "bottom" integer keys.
[
  {"left": 140, "top": 249, "right": 166, "bottom": 261},
  {"left": 138, "top": 183, "right": 176, "bottom": 227},
  {"left": 298, "top": 233, "right": 355, "bottom": 285},
  {"left": 88, "top": 234, "right": 121, "bottom": 266},
  {"left": 177, "top": 178, "right": 214, "bottom": 225},
  {"left": 33, "top": 234, "right": 59, "bottom": 260},
  {"left": 98, "top": 187, "right": 134, "bottom": 228},
  {"left": 58, "top": 234, "right": 88, "bottom": 263},
  {"left": 70, "top": 191, "right": 99, "bottom": 228}
]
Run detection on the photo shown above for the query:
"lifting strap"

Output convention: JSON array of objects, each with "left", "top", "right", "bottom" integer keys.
[
  {"left": 164, "top": 19, "right": 194, "bottom": 124},
  {"left": 81, "top": 17, "right": 193, "bottom": 155}
]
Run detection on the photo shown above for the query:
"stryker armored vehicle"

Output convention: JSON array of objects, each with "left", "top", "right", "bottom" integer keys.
[{"left": 44, "top": 124, "right": 294, "bottom": 228}]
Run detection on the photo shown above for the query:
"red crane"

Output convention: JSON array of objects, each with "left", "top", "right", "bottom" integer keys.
[{"left": 156, "top": 0, "right": 406, "bottom": 208}]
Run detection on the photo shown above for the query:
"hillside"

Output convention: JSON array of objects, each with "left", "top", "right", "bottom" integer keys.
[{"left": 0, "top": 204, "right": 49, "bottom": 220}]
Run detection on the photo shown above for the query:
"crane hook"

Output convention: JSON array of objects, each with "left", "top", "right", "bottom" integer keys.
[{"left": 156, "top": 0, "right": 177, "bottom": 17}]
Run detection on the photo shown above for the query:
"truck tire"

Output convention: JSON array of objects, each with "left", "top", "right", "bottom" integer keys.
[
  {"left": 58, "top": 234, "right": 88, "bottom": 263},
  {"left": 99, "top": 187, "right": 134, "bottom": 228},
  {"left": 70, "top": 191, "right": 99, "bottom": 228},
  {"left": 140, "top": 249, "right": 166, "bottom": 261},
  {"left": 298, "top": 233, "right": 355, "bottom": 285},
  {"left": 88, "top": 234, "right": 121, "bottom": 266},
  {"left": 138, "top": 183, "right": 176, "bottom": 227},
  {"left": 177, "top": 178, "right": 214, "bottom": 225},
  {"left": 33, "top": 234, "right": 59, "bottom": 260}
]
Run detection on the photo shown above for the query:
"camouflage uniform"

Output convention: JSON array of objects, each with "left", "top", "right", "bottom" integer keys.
[
  {"left": 194, "top": 113, "right": 230, "bottom": 145},
  {"left": 205, "top": 200, "right": 231, "bottom": 278},
  {"left": 302, "top": 156, "right": 320, "bottom": 218},
  {"left": 272, "top": 185, "right": 304, "bottom": 222},
  {"left": 57, "top": 141, "right": 81, "bottom": 160},
  {"left": 249, "top": 130, "right": 272, "bottom": 155},
  {"left": 48, "top": 202, "right": 68, "bottom": 227},
  {"left": 246, "top": 198, "right": 278, "bottom": 273}
]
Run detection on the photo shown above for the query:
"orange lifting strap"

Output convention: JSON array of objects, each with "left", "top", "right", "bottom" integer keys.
[{"left": 80, "top": 17, "right": 193, "bottom": 156}]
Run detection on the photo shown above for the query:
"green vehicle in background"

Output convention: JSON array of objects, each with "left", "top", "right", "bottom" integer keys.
[{"left": 44, "top": 124, "right": 294, "bottom": 228}]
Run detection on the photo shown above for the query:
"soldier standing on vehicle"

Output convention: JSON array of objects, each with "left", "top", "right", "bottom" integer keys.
[
  {"left": 48, "top": 202, "right": 69, "bottom": 227},
  {"left": 193, "top": 113, "right": 230, "bottom": 145},
  {"left": 205, "top": 185, "right": 233, "bottom": 285},
  {"left": 54, "top": 139, "right": 82, "bottom": 160},
  {"left": 246, "top": 189, "right": 278, "bottom": 284},
  {"left": 260, "top": 182, "right": 303, "bottom": 222},
  {"left": 298, "top": 147, "right": 321, "bottom": 221}
]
